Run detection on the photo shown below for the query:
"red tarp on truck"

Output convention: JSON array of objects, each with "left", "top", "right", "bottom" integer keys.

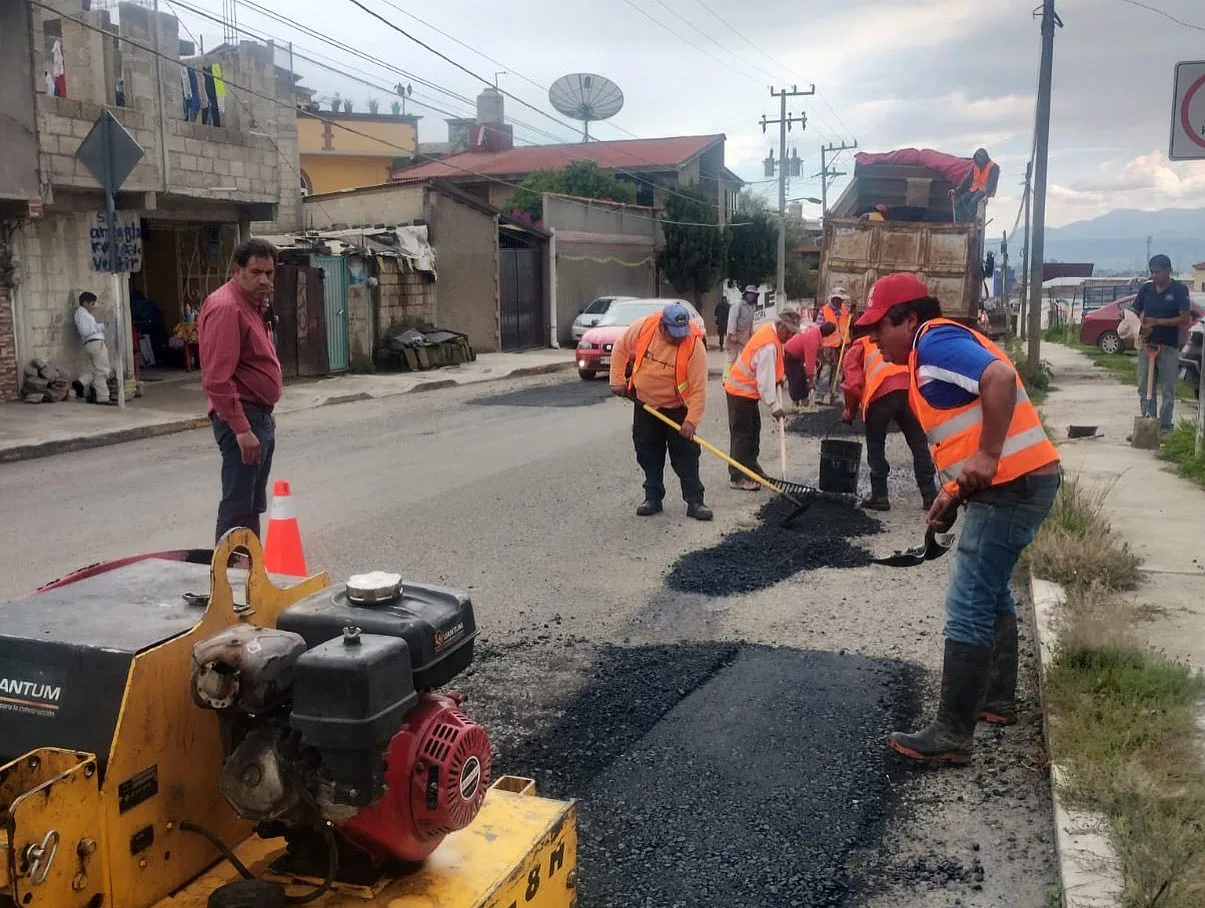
[{"left": 853, "top": 149, "right": 974, "bottom": 187}]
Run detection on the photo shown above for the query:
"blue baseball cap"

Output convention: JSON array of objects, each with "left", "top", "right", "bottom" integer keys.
[{"left": 661, "top": 303, "right": 693, "bottom": 339}]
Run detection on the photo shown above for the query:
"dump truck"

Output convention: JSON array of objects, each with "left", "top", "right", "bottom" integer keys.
[{"left": 819, "top": 148, "right": 1005, "bottom": 336}]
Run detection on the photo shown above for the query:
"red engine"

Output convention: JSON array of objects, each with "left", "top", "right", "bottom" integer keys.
[{"left": 340, "top": 691, "right": 493, "bottom": 862}]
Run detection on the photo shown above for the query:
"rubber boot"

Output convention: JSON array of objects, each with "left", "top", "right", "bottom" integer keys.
[
  {"left": 860, "top": 477, "right": 890, "bottom": 512},
  {"left": 979, "top": 614, "right": 1019, "bottom": 725},
  {"left": 887, "top": 640, "right": 993, "bottom": 765}
]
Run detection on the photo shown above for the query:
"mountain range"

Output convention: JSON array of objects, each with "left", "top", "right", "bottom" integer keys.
[{"left": 1041, "top": 208, "right": 1203, "bottom": 274}]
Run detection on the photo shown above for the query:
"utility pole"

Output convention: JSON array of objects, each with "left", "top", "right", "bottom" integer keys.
[
  {"left": 1018, "top": 162, "right": 1033, "bottom": 339},
  {"left": 761, "top": 85, "right": 813, "bottom": 306},
  {"left": 1000, "top": 232, "right": 1009, "bottom": 305},
  {"left": 819, "top": 140, "right": 857, "bottom": 216},
  {"left": 1146, "top": 235, "right": 1152, "bottom": 264},
  {"left": 1026, "top": 0, "right": 1062, "bottom": 371}
]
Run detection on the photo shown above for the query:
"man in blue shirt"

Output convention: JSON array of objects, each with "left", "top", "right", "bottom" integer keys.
[{"left": 1131, "top": 254, "right": 1192, "bottom": 432}]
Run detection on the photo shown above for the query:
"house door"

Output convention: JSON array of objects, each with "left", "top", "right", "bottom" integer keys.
[
  {"left": 314, "top": 255, "right": 350, "bottom": 372},
  {"left": 499, "top": 247, "right": 544, "bottom": 351}
]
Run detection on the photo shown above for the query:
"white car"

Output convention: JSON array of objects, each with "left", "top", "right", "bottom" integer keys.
[{"left": 570, "top": 295, "right": 637, "bottom": 342}]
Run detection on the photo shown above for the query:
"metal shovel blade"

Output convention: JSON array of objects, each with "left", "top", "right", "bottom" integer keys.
[{"left": 872, "top": 527, "right": 956, "bottom": 567}]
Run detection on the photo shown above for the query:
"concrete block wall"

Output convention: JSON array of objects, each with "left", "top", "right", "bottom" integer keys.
[
  {"left": 0, "top": 284, "right": 18, "bottom": 402},
  {"left": 377, "top": 260, "right": 435, "bottom": 332}
]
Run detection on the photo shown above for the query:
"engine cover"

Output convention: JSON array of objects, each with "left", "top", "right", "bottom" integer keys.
[{"left": 340, "top": 692, "right": 492, "bottom": 863}]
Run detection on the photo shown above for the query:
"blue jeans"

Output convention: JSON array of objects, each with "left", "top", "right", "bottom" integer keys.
[
  {"left": 944, "top": 471, "right": 1061, "bottom": 648},
  {"left": 1136, "top": 343, "right": 1180, "bottom": 431}
]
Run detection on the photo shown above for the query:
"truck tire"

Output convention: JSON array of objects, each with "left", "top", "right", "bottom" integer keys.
[
  {"left": 1097, "top": 331, "right": 1122, "bottom": 355},
  {"left": 578, "top": 369, "right": 596, "bottom": 381}
]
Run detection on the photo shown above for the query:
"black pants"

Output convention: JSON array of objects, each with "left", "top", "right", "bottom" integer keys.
[
  {"left": 784, "top": 353, "right": 808, "bottom": 403},
  {"left": 726, "top": 393, "right": 765, "bottom": 482},
  {"left": 213, "top": 404, "right": 276, "bottom": 542},
  {"left": 864, "top": 389, "right": 936, "bottom": 497},
  {"left": 633, "top": 403, "right": 705, "bottom": 505}
]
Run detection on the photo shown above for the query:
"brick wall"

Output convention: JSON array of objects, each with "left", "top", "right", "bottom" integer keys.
[{"left": 0, "top": 284, "right": 18, "bottom": 402}]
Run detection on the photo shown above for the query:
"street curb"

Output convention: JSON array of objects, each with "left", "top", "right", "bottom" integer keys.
[
  {"left": 1029, "top": 570, "right": 1123, "bottom": 908},
  {"left": 0, "top": 416, "right": 212, "bottom": 464},
  {"left": 0, "top": 360, "right": 579, "bottom": 463}
]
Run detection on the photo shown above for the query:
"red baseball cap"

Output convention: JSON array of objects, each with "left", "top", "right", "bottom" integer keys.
[{"left": 856, "top": 273, "right": 930, "bottom": 327}]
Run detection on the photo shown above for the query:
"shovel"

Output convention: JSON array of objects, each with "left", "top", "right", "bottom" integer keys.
[
  {"left": 1130, "top": 344, "right": 1161, "bottom": 449},
  {"left": 871, "top": 494, "right": 963, "bottom": 568}
]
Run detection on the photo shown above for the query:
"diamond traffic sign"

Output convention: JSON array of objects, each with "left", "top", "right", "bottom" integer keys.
[
  {"left": 1170, "top": 60, "right": 1205, "bottom": 162},
  {"left": 75, "top": 109, "right": 144, "bottom": 193}
]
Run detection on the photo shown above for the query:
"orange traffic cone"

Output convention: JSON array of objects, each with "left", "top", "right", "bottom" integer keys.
[{"left": 263, "top": 480, "right": 308, "bottom": 577}]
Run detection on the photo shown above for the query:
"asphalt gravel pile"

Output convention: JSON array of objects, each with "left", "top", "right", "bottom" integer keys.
[
  {"left": 786, "top": 407, "right": 861, "bottom": 438},
  {"left": 469, "top": 381, "right": 612, "bottom": 408},
  {"left": 665, "top": 497, "right": 883, "bottom": 596}
]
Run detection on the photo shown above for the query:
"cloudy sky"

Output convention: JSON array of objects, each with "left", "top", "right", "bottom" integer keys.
[{"left": 171, "top": 0, "right": 1205, "bottom": 228}]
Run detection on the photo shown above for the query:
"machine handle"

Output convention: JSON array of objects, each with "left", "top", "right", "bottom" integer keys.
[{"left": 26, "top": 829, "right": 59, "bottom": 885}]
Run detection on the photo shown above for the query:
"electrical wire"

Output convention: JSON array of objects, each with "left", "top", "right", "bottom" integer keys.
[
  {"left": 1115, "top": 0, "right": 1205, "bottom": 30},
  {"left": 34, "top": 0, "right": 742, "bottom": 229},
  {"left": 618, "top": 0, "right": 764, "bottom": 91}
]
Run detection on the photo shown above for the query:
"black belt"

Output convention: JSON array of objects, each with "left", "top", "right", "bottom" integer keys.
[{"left": 242, "top": 401, "right": 274, "bottom": 414}]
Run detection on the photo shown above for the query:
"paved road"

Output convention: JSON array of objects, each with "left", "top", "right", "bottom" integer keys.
[{"left": 0, "top": 373, "right": 1057, "bottom": 906}]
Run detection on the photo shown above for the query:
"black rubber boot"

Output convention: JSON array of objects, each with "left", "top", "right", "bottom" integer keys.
[
  {"left": 860, "top": 477, "right": 890, "bottom": 511},
  {"left": 980, "top": 613, "right": 1019, "bottom": 726},
  {"left": 636, "top": 500, "right": 663, "bottom": 517},
  {"left": 686, "top": 502, "right": 713, "bottom": 521},
  {"left": 887, "top": 639, "right": 993, "bottom": 765}
]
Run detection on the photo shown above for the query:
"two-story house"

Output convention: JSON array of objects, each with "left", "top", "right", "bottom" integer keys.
[{"left": 0, "top": 0, "right": 296, "bottom": 401}]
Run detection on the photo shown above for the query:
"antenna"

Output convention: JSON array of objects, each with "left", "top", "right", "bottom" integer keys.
[{"left": 549, "top": 73, "right": 624, "bottom": 143}]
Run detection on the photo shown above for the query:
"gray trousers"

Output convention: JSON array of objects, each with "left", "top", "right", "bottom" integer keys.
[{"left": 212, "top": 404, "right": 276, "bottom": 542}]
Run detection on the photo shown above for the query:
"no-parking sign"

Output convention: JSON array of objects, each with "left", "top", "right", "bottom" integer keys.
[{"left": 1170, "top": 61, "right": 1205, "bottom": 161}]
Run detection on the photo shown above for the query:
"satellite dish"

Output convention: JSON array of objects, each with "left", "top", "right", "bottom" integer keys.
[{"left": 549, "top": 73, "right": 624, "bottom": 142}]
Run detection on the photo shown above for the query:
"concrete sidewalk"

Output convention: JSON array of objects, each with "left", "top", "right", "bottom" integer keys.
[
  {"left": 0, "top": 348, "right": 576, "bottom": 463},
  {"left": 1032, "top": 341, "right": 1205, "bottom": 907}
]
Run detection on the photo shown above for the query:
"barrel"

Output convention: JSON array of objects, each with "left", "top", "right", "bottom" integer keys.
[{"left": 818, "top": 439, "right": 862, "bottom": 494}]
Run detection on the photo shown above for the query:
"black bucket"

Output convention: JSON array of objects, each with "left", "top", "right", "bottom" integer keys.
[{"left": 818, "top": 439, "right": 862, "bottom": 494}]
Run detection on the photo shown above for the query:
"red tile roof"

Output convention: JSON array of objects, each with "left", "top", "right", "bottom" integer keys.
[{"left": 391, "top": 134, "right": 725, "bottom": 182}]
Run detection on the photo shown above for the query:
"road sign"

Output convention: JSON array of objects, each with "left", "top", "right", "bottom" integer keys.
[
  {"left": 75, "top": 110, "right": 144, "bottom": 195},
  {"left": 1169, "top": 60, "right": 1205, "bottom": 161}
]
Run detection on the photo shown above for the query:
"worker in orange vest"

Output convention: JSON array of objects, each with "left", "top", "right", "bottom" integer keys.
[
  {"left": 839, "top": 330, "right": 938, "bottom": 511},
  {"left": 949, "top": 148, "right": 999, "bottom": 223},
  {"left": 856, "top": 272, "right": 1061, "bottom": 766},
  {"left": 816, "top": 288, "right": 852, "bottom": 397},
  {"left": 722, "top": 311, "right": 802, "bottom": 490},
  {"left": 610, "top": 303, "right": 712, "bottom": 521}
]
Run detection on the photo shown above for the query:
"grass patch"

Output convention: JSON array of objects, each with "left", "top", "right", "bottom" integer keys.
[
  {"left": 1002, "top": 333, "right": 1053, "bottom": 405},
  {"left": 1026, "top": 477, "right": 1142, "bottom": 591},
  {"left": 1046, "top": 335, "right": 1198, "bottom": 399},
  {"left": 1159, "top": 421, "right": 1205, "bottom": 488},
  {"left": 1030, "top": 477, "right": 1205, "bottom": 907}
]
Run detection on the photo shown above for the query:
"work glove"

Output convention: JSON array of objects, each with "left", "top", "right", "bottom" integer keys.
[
  {"left": 842, "top": 391, "right": 860, "bottom": 424},
  {"left": 771, "top": 408, "right": 786, "bottom": 422}
]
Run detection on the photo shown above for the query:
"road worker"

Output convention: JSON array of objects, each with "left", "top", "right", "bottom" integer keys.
[
  {"left": 784, "top": 320, "right": 836, "bottom": 409},
  {"left": 840, "top": 328, "right": 938, "bottom": 511},
  {"left": 856, "top": 272, "right": 1061, "bottom": 765},
  {"left": 723, "top": 311, "right": 802, "bottom": 490},
  {"left": 610, "top": 302, "right": 712, "bottom": 521},
  {"left": 725, "top": 285, "right": 759, "bottom": 366},
  {"left": 816, "top": 288, "right": 852, "bottom": 397},
  {"left": 949, "top": 147, "right": 999, "bottom": 223}
]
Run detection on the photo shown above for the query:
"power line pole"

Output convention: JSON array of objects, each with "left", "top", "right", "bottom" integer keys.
[
  {"left": 1146, "top": 234, "right": 1152, "bottom": 264},
  {"left": 819, "top": 140, "right": 857, "bottom": 216},
  {"left": 1000, "top": 231, "right": 1009, "bottom": 304},
  {"left": 1026, "top": 0, "right": 1062, "bottom": 371},
  {"left": 1018, "top": 162, "right": 1033, "bottom": 339},
  {"left": 761, "top": 85, "right": 813, "bottom": 305}
]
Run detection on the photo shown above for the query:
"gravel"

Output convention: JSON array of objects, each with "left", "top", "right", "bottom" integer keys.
[
  {"left": 469, "top": 381, "right": 612, "bottom": 408},
  {"left": 665, "top": 498, "right": 884, "bottom": 596},
  {"left": 786, "top": 407, "right": 863, "bottom": 438}
]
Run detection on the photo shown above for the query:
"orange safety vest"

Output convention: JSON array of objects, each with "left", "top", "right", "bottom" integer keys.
[
  {"left": 627, "top": 314, "right": 704, "bottom": 401},
  {"left": 724, "top": 324, "right": 784, "bottom": 400},
  {"left": 819, "top": 303, "right": 848, "bottom": 347},
  {"left": 858, "top": 337, "right": 908, "bottom": 420},
  {"left": 908, "top": 318, "right": 1059, "bottom": 494},
  {"left": 969, "top": 160, "right": 995, "bottom": 195}
]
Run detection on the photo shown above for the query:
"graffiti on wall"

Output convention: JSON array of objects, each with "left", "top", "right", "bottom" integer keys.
[{"left": 89, "top": 211, "right": 144, "bottom": 273}]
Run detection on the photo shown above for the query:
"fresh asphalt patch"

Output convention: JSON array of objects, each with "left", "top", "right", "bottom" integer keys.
[
  {"left": 459, "top": 640, "right": 921, "bottom": 908},
  {"left": 469, "top": 380, "right": 612, "bottom": 408},
  {"left": 665, "top": 497, "right": 884, "bottom": 596}
]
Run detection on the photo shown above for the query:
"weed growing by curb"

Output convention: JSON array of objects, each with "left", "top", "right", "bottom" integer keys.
[
  {"left": 1026, "top": 477, "right": 1142, "bottom": 591},
  {"left": 1159, "top": 421, "right": 1205, "bottom": 488}
]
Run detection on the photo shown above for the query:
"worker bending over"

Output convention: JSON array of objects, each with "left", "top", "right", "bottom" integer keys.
[
  {"left": 784, "top": 320, "right": 836, "bottom": 409},
  {"left": 610, "top": 303, "right": 713, "bottom": 521},
  {"left": 857, "top": 273, "right": 1060, "bottom": 765},
  {"left": 723, "top": 311, "right": 802, "bottom": 490},
  {"left": 841, "top": 328, "right": 938, "bottom": 511}
]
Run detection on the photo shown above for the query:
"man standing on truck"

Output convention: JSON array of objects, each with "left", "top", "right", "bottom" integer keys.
[
  {"left": 1133, "top": 253, "right": 1192, "bottom": 433},
  {"left": 856, "top": 272, "right": 1061, "bottom": 765},
  {"left": 949, "top": 148, "right": 999, "bottom": 223}
]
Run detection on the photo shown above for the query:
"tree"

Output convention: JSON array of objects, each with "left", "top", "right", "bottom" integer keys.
[
  {"left": 659, "top": 185, "right": 725, "bottom": 307},
  {"left": 783, "top": 220, "right": 818, "bottom": 301},
  {"left": 507, "top": 161, "right": 636, "bottom": 222},
  {"left": 726, "top": 193, "right": 777, "bottom": 290}
]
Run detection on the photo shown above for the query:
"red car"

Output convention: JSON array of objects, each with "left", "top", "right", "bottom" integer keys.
[
  {"left": 574, "top": 298, "right": 705, "bottom": 380},
  {"left": 1079, "top": 295, "right": 1204, "bottom": 354}
]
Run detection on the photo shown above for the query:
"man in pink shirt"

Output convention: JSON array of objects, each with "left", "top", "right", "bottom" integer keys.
[
  {"left": 783, "top": 320, "right": 836, "bottom": 408},
  {"left": 198, "top": 239, "right": 284, "bottom": 542}
]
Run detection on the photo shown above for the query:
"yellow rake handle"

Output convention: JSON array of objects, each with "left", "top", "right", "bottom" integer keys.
[{"left": 639, "top": 403, "right": 789, "bottom": 497}]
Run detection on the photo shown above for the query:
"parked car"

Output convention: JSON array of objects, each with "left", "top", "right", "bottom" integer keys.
[
  {"left": 570, "top": 295, "right": 637, "bottom": 342},
  {"left": 1080, "top": 296, "right": 1205, "bottom": 354},
  {"left": 1179, "top": 317, "right": 1203, "bottom": 400},
  {"left": 575, "top": 298, "right": 706, "bottom": 380}
]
